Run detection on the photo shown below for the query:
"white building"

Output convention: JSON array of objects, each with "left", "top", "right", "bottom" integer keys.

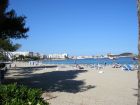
[
  {"left": 47, "top": 53, "right": 68, "bottom": 59},
  {"left": 33, "top": 52, "right": 40, "bottom": 57},
  {"left": 10, "top": 52, "right": 31, "bottom": 57}
]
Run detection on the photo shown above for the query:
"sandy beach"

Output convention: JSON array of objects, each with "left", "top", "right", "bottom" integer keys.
[{"left": 4, "top": 62, "right": 138, "bottom": 105}]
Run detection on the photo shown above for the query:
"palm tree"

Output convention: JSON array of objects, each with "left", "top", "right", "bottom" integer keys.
[{"left": 138, "top": 0, "right": 140, "bottom": 105}]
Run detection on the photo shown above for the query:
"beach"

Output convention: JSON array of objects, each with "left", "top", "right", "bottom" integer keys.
[{"left": 4, "top": 62, "right": 138, "bottom": 105}]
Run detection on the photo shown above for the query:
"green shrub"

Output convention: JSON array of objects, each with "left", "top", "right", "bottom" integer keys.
[
  {"left": 0, "top": 53, "right": 6, "bottom": 61},
  {"left": 0, "top": 83, "right": 49, "bottom": 105}
]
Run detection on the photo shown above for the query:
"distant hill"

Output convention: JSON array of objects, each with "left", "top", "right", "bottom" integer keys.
[
  {"left": 119, "top": 53, "right": 134, "bottom": 57},
  {"left": 107, "top": 52, "right": 136, "bottom": 58}
]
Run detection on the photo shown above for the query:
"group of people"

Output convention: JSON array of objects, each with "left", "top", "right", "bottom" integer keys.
[{"left": 28, "top": 61, "right": 42, "bottom": 66}]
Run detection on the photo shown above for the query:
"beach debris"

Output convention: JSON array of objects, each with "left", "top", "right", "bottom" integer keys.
[{"left": 98, "top": 71, "right": 104, "bottom": 73}]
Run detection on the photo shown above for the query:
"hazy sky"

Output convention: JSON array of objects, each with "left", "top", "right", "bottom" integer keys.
[{"left": 9, "top": 0, "right": 138, "bottom": 56}]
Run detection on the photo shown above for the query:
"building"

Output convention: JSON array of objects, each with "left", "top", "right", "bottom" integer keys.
[
  {"left": 10, "top": 51, "right": 42, "bottom": 59},
  {"left": 47, "top": 53, "right": 68, "bottom": 59},
  {"left": 33, "top": 52, "right": 40, "bottom": 57},
  {"left": 11, "top": 52, "right": 31, "bottom": 57}
]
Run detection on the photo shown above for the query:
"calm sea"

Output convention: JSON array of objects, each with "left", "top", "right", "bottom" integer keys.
[{"left": 42, "top": 57, "right": 138, "bottom": 65}]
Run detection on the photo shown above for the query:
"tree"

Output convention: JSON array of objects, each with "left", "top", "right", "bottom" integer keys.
[
  {"left": 0, "top": 0, "right": 29, "bottom": 83},
  {"left": 138, "top": 0, "right": 140, "bottom": 105},
  {"left": 18, "top": 55, "right": 25, "bottom": 61},
  {"left": 0, "top": 0, "right": 29, "bottom": 53},
  {"left": 0, "top": 39, "right": 21, "bottom": 51},
  {"left": 0, "top": 0, "right": 29, "bottom": 40}
]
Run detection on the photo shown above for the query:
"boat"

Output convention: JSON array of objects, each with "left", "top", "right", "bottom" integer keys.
[
  {"left": 108, "top": 56, "right": 118, "bottom": 60},
  {"left": 133, "top": 57, "right": 138, "bottom": 60}
]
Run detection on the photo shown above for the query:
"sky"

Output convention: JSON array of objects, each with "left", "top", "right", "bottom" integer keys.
[{"left": 9, "top": 0, "right": 138, "bottom": 56}]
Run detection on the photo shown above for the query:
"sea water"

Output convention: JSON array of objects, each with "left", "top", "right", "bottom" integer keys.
[{"left": 42, "top": 57, "right": 138, "bottom": 65}]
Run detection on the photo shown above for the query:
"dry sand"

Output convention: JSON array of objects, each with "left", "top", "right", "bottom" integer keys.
[{"left": 5, "top": 62, "right": 138, "bottom": 105}]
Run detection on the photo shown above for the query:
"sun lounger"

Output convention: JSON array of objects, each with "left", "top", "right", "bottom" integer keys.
[
  {"left": 122, "top": 65, "right": 132, "bottom": 71},
  {"left": 97, "top": 64, "right": 103, "bottom": 70},
  {"left": 129, "top": 64, "right": 138, "bottom": 70},
  {"left": 112, "top": 63, "right": 121, "bottom": 68},
  {"left": 127, "top": 65, "right": 133, "bottom": 71}
]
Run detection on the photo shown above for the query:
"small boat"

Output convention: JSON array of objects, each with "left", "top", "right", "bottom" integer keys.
[
  {"left": 133, "top": 57, "right": 138, "bottom": 60},
  {"left": 108, "top": 57, "right": 118, "bottom": 60}
]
